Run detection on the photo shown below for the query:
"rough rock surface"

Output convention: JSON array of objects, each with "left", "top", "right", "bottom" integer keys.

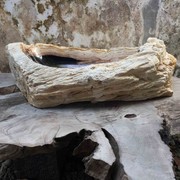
[
  {"left": 6, "top": 38, "right": 176, "bottom": 108},
  {"left": 0, "top": 0, "right": 179, "bottom": 72}
]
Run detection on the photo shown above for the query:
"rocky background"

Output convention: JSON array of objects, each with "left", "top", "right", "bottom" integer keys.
[{"left": 0, "top": 0, "right": 180, "bottom": 72}]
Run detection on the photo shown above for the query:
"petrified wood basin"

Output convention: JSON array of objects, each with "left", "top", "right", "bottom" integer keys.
[{"left": 6, "top": 38, "right": 176, "bottom": 108}]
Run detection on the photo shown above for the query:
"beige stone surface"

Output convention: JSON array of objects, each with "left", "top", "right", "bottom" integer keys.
[
  {"left": 0, "top": 0, "right": 179, "bottom": 72},
  {"left": 6, "top": 38, "right": 176, "bottom": 108}
]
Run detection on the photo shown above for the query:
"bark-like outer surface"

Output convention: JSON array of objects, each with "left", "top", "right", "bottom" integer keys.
[{"left": 6, "top": 38, "right": 176, "bottom": 108}]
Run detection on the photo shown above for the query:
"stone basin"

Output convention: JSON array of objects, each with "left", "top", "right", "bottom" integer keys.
[{"left": 6, "top": 38, "right": 176, "bottom": 108}]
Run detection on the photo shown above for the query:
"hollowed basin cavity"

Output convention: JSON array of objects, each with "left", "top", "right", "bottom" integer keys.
[
  {"left": 30, "top": 55, "right": 89, "bottom": 68},
  {"left": 21, "top": 43, "right": 138, "bottom": 68}
]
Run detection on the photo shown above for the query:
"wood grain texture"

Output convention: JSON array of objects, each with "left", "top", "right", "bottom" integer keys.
[
  {"left": 1, "top": 77, "right": 180, "bottom": 179},
  {"left": 6, "top": 38, "right": 176, "bottom": 108}
]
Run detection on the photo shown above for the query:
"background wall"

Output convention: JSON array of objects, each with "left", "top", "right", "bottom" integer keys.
[{"left": 0, "top": 0, "right": 179, "bottom": 72}]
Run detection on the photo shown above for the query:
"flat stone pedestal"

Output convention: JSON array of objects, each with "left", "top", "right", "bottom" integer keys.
[{"left": 0, "top": 74, "right": 180, "bottom": 179}]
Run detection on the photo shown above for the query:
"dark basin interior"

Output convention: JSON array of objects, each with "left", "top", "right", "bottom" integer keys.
[{"left": 30, "top": 55, "right": 89, "bottom": 68}]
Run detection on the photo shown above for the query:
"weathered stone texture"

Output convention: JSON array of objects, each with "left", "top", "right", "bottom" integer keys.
[
  {"left": 0, "top": 0, "right": 180, "bottom": 72},
  {"left": 156, "top": 0, "right": 180, "bottom": 60},
  {"left": 6, "top": 38, "right": 176, "bottom": 108}
]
